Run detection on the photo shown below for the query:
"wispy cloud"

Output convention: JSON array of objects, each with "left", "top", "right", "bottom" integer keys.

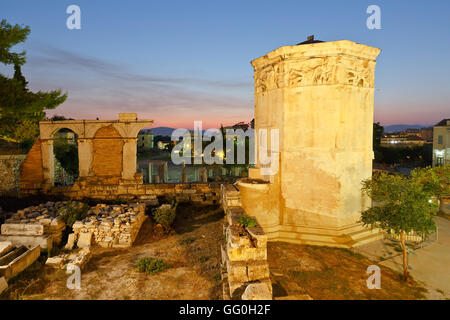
[
  {"left": 29, "top": 44, "right": 251, "bottom": 88},
  {"left": 26, "top": 43, "right": 253, "bottom": 127}
]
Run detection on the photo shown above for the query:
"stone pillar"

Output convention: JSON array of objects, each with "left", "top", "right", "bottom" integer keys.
[
  {"left": 122, "top": 138, "right": 137, "bottom": 180},
  {"left": 201, "top": 167, "right": 208, "bottom": 183},
  {"left": 181, "top": 162, "right": 187, "bottom": 183},
  {"left": 240, "top": 39, "right": 382, "bottom": 248},
  {"left": 148, "top": 163, "right": 153, "bottom": 183},
  {"left": 158, "top": 164, "right": 165, "bottom": 183},
  {"left": 40, "top": 140, "right": 54, "bottom": 187},
  {"left": 163, "top": 162, "right": 168, "bottom": 182},
  {"left": 77, "top": 139, "right": 93, "bottom": 177}
]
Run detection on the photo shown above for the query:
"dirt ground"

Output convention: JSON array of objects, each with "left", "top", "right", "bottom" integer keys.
[
  {"left": 1, "top": 204, "right": 224, "bottom": 300},
  {"left": 268, "top": 242, "right": 428, "bottom": 300},
  {"left": 1, "top": 201, "right": 433, "bottom": 300}
]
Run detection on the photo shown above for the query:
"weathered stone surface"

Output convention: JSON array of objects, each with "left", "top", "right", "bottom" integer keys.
[
  {"left": 227, "top": 261, "right": 248, "bottom": 283},
  {"left": 0, "top": 155, "right": 26, "bottom": 196},
  {"left": 46, "top": 256, "right": 65, "bottom": 268},
  {"left": 1, "top": 223, "right": 44, "bottom": 236},
  {"left": 227, "top": 247, "right": 267, "bottom": 262},
  {"left": 46, "top": 248, "right": 91, "bottom": 270},
  {"left": 241, "top": 283, "right": 272, "bottom": 300},
  {"left": 0, "top": 276, "right": 7, "bottom": 295},
  {"left": 0, "top": 241, "right": 13, "bottom": 257},
  {"left": 77, "top": 232, "right": 92, "bottom": 248},
  {"left": 247, "top": 261, "right": 270, "bottom": 281},
  {"left": 0, "top": 245, "right": 40, "bottom": 280},
  {"left": 65, "top": 233, "right": 76, "bottom": 250},
  {"left": 221, "top": 186, "right": 272, "bottom": 300},
  {"left": 0, "top": 234, "right": 52, "bottom": 250}
]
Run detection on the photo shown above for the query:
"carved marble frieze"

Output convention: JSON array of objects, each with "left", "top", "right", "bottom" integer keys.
[{"left": 254, "top": 55, "right": 376, "bottom": 93}]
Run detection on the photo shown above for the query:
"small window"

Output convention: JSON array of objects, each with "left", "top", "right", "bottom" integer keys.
[{"left": 438, "top": 135, "right": 443, "bottom": 145}]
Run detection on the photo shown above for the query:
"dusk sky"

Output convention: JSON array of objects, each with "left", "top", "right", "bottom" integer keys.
[{"left": 1, "top": 0, "right": 449, "bottom": 129}]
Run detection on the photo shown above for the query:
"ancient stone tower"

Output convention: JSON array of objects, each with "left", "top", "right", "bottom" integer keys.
[{"left": 239, "top": 38, "right": 382, "bottom": 247}]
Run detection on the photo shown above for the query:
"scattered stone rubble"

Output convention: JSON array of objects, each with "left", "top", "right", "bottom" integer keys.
[
  {"left": 46, "top": 248, "right": 91, "bottom": 270},
  {"left": 0, "top": 201, "right": 73, "bottom": 249},
  {"left": 71, "top": 203, "right": 147, "bottom": 248},
  {"left": 221, "top": 184, "right": 272, "bottom": 300}
]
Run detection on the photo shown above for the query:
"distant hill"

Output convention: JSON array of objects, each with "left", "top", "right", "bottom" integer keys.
[
  {"left": 145, "top": 127, "right": 211, "bottom": 137},
  {"left": 150, "top": 125, "right": 434, "bottom": 135},
  {"left": 149, "top": 127, "right": 175, "bottom": 137},
  {"left": 383, "top": 124, "right": 431, "bottom": 133}
]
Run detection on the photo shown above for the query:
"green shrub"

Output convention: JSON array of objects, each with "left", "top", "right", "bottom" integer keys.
[
  {"left": 153, "top": 201, "right": 177, "bottom": 229},
  {"left": 179, "top": 237, "right": 196, "bottom": 245},
  {"left": 237, "top": 215, "right": 257, "bottom": 228},
  {"left": 135, "top": 257, "right": 168, "bottom": 275},
  {"left": 58, "top": 202, "right": 89, "bottom": 228}
]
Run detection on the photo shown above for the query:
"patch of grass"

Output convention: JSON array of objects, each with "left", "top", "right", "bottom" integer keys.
[
  {"left": 199, "top": 255, "right": 211, "bottom": 263},
  {"left": 179, "top": 237, "right": 196, "bottom": 245},
  {"left": 135, "top": 257, "right": 169, "bottom": 275},
  {"left": 341, "top": 248, "right": 365, "bottom": 259},
  {"left": 237, "top": 215, "right": 257, "bottom": 228}
]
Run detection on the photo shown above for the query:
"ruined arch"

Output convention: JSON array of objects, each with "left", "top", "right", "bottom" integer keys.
[
  {"left": 52, "top": 128, "right": 79, "bottom": 186},
  {"left": 92, "top": 125, "right": 124, "bottom": 177}
]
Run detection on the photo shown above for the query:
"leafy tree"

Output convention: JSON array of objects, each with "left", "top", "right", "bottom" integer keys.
[
  {"left": 360, "top": 165, "right": 449, "bottom": 280},
  {"left": 53, "top": 137, "right": 79, "bottom": 177},
  {"left": 0, "top": 19, "right": 67, "bottom": 146},
  {"left": 373, "top": 122, "right": 384, "bottom": 149},
  {"left": 0, "top": 19, "right": 30, "bottom": 66}
]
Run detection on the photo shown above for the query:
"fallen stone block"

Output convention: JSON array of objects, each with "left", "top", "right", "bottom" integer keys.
[
  {"left": 46, "top": 256, "right": 65, "bottom": 268},
  {"left": 77, "top": 232, "right": 92, "bottom": 248},
  {"left": 64, "top": 233, "right": 76, "bottom": 250},
  {"left": 0, "top": 234, "right": 53, "bottom": 250},
  {"left": 0, "top": 245, "right": 40, "bottom": 280},
  {"left": 0, "top": 241, "right": 13, "bottom": 257},
  {"left": 1, "top": 223, "right": 44, "bottom": 236},
  {"left": 241, "top": 283, "right": 272, "bottom": 300}
]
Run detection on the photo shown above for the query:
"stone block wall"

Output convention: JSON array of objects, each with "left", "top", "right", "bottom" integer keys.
[
  {"left": 0, "top": 155, "right": 26, "bottom": 196},
  {"left": 221, "top": 184, "right": 272, "bottom": 300},
  {"left": 21, "top": 176, "right": 222, "bottom": 205}
]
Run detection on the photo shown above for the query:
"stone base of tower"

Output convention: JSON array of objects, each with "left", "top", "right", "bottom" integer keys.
[{"left": 262, "top": 223, "right": 383, "bottom": 248}]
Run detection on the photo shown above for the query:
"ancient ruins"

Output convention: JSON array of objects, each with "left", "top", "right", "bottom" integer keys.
[{"left": 1, "top": 38, "right": 387, "bottom": 300}]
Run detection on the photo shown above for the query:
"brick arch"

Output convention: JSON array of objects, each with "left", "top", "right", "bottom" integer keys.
[{"left": 92, "top": 125, "right": 123, "bottom": 177}]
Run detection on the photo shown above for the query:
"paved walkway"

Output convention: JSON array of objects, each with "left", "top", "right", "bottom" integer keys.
[{"left": 354, "top": 216, "right": 450, "bottom": 299}]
